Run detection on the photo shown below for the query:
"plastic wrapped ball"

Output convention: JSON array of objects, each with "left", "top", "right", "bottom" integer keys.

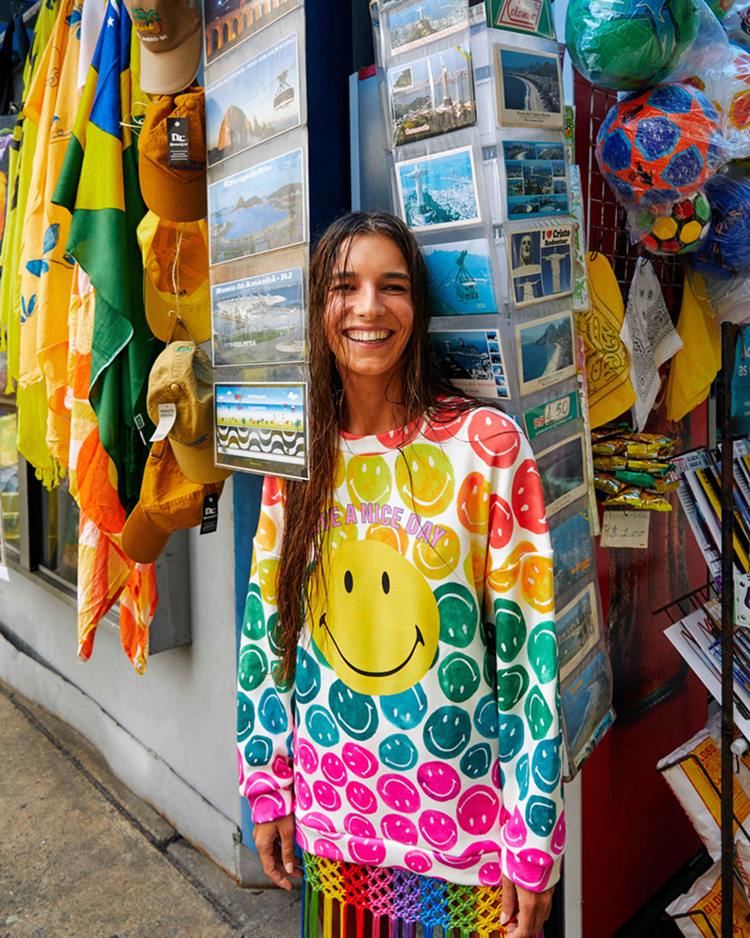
[
  {"left": 596, "top": 83, "right": 722, "bottom": 208},
  {"left": 638, "top": 190, "right": 711, "bottom": 255},
  {"left": 566, "top": 0, "right": 698, "bottom": 91},
  {"left": 689, "top": 174, "right": 750, "bottom": 278}
]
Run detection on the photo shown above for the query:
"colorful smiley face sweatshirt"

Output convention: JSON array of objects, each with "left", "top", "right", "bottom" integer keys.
[{"left": 237, "top": 405, "right": 565, "bottom": 893}]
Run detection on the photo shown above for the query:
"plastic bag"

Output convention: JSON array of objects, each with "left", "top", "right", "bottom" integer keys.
[
  {"left": 689, "top": 173, "right": 750, "bottom": 278},
  {"left": 633, "top": 190, "right": 712, "bottom": 256},
  {"left": 666, "top": 861, "right": 750, "bottom": 936},
  {"left": 688, "top": 43, "right": 750, "bottom": 159},
  {"left": 596, "top": 84, "right": 723, "bottom": 210},
  {"left": 566, "top": 0, "right": 731, "bottom": 92}
]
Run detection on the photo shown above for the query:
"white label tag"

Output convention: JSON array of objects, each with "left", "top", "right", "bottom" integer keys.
[
  {"left": 736, "top": 573, "right": 750, "bottom": 627},
  {"left": 600, "top": 510, "right": 651, "bottom": 550},
  {"left": 150, "top": 403, "right": 177, "bottom": 442}
]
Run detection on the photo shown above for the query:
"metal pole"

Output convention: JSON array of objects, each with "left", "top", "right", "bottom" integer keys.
[{"left": 720, "top": 321, "right": 738, "bottom": 936}]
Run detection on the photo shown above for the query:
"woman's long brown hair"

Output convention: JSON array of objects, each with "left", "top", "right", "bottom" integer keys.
[{"left": 275, "top": 211, "right": 473, "bottom": 684}]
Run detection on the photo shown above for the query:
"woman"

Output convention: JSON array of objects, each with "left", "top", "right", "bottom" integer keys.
[{"left": 237, "top": 211, "right": 564, "bottom": 938}]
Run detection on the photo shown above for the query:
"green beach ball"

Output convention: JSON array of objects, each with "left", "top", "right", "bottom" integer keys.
[{"left": 566, "top": 0, "right": 699, "bottom": 91}]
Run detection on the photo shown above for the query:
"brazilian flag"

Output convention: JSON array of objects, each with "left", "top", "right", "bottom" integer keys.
[{"left": 53, "top": 0, "right": 161, "bottom": 513}]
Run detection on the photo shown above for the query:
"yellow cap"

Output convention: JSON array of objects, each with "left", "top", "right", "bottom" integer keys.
[
  {"left": 122, "top": 440, "right": 224, "bottom": 564},
  {"left": 138, "top": 211, "right": 210, "bottom": 343},
  {"left": 138, "top": 87, "right": 207, "bottom": 223},
  {"left": 147, "top": 342, "right": 231, "bottom": 484}
]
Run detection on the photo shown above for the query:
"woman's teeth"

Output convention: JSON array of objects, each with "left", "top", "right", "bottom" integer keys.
[{"left": 346, "top": 330, "right": 391, "bottom": 342}]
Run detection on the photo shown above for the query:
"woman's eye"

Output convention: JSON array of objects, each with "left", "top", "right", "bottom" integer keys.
[{"left": 383, "top": 284, "right": 407, "bottom": 293}]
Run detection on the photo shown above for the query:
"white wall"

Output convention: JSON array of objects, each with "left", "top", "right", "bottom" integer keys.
[{"left": 0, "top": 478, "right": 241, "bottom": 876}]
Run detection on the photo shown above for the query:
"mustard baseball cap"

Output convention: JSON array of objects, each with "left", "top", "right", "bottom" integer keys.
[
  {"left": 122, "top": 439, "right": 224, "bottom": 564},
  {"left": 147, "top": 342, "right": 231, "bottom": 484},
  {"left": 137, "top": 211, "right": 210, "bottom": 343},
  {"left": 125, "top": 0, "right": 202, "bottom": 96},
  {"left": 138, "top": 87, "right": 207, "bottom": 224}
]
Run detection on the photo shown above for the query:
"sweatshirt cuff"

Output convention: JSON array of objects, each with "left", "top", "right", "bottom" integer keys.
[
  {"left": 248, "top": 786, "right": 294, "bottom": 824},
  {"left": 501, "top": 845, "right": 562, "bottom": 893}
]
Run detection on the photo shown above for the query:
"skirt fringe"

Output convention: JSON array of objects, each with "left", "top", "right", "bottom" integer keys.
[{"left": 302, "top": 852, "right": 509, "bottom": 938}]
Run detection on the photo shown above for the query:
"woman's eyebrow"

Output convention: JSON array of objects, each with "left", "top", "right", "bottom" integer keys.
[{"left": 382, "top": 271, "right": 410, "bottom": 280}]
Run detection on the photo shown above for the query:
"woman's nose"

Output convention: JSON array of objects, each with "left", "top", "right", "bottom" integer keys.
[{"left": 350, "top": 282, "right": 385, "bottom": 317}]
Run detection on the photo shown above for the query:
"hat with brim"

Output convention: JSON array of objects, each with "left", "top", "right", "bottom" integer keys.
[
  {"left": 139, "top": 23, "right": 202, "bottom": 96},
  {"left": 138, "top": 212, "right": 210, "bottom": 343},
  {"left": 138, "top": 89, "right": 207, "bottom": 224},
  {"left": 122, "top": 439, "right": 224, "bottom": 564},
  {"left": 169, "top": 435, "right": 228, "bottom": 484}
]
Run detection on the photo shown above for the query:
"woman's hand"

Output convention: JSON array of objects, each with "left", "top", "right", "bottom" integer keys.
[
  {"left": 252, "top": 814, "right": 302, "bottom": 891},
  {"left": 500, "top": 874, "right": 554, "bottom": 937}
]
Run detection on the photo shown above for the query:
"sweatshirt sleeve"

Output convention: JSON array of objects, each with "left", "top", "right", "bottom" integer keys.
[
  {"left": 484, "top": 428, "right": 565, "bottom": 893},
  {"left": 237, "top": 475, "right": 295, "bottom": 825}
]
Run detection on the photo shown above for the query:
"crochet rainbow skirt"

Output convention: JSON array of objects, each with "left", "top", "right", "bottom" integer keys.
[{"left": 302, "top": 852, "right": 507, "bottom": 938}]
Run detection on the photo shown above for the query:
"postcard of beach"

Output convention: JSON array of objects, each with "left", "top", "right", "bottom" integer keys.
[
  {"left": 396, "top": 146, "right": 481, "bottom": 232},
  {"left": 487, "top": 0, "right": 555, "bottom": 37},
  {"left": 550, "top": 508, "right": 595, "bottom": 605},
  {"left": 562, "top": 647, "right": 614, "bottom": 768},
  {"left": 389, "top": 44, "right": 475, "bottom": 147},
  {"left": 556, "top": 584, "right": 600, "bottom": 680},
  {"left": 204, "top": 0, "right": 302, "bottom": 65},
  {"left": 422, "top": 238, "right": 496, "bottom": 316},
  {"left": 211, "top": 265, "right": 306, "bottom": 368},
  {"left": 206, "top": 34, "right": 300, "bottom": 167},
  {"left": 208, "top": 148, "right": 305, "bottom": 266},
  {"left": 386, "top": 0, "right": 469, "bottom": 56},
  {"left": 536, "top": 434, "right": 588, "bottom": 517},
  {"left": 214, "top": 382, "right": 308, "bottom": 479},
  {"left": 516, "top": 310, "right": 576, "bottom": 394},
  {"left": 494, "top": 46, "right": 563, "bottom": 129},
  {"left": 523, "top": 389, "right": 579, "bottom": 441},
  {"left": 429, "top": 328, "right": 509, "bottom": 399},
  {"left": 508, "top": 224, "right": 573, "bottom": 308},
  {"left": 503, "top": 140, "right": 569, "bottom": 219}
]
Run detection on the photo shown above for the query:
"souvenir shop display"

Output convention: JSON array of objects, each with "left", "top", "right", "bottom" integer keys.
[
  {"left": 370, "top": 0, "right": 614, "bottom": 781},
  {"left": 203, "top": 0, "right": 311, "bottom": 480}
]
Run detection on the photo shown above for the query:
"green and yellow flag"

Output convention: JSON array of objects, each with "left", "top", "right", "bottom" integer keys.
[{"left": 53, "top": 0, "right": 161, "bottom": 512}]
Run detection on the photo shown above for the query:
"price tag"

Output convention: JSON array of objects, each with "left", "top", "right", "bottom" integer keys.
[
  {"left": 600, "top": 510, "right": 651, "bottom": 550},
  {"left": 200, "top": 493, "right": 220, "bottom": 535},
  {"left": 150, "top": 403, "right": 177, "bottom": 442}
]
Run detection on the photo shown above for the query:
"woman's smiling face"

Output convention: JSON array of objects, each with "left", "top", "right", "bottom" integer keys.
[{"left": 324, "top": 232, "right": 415, "bottom": 383}]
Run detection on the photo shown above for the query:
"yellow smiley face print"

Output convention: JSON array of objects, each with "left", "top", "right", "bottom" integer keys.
[{"left": 310, "top": 539, "right": 440, "bottom": 696}]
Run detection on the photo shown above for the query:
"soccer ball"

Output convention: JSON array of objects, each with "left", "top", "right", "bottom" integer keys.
[
  {"left": 566, "top": 0, "right": 698, "bottom": 91},
  {"left": 690, "top": 174, "right": 750, "bottom": 278},
  {"left": 596, "top": 84, "right": 722, "bottom": 208},
  {"left": 637, "top": 190, "right": 711, "bottom": 255}
]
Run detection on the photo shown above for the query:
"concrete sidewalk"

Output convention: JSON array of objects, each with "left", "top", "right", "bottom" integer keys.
[{"left": 0, "top": 681, "right": 301, "bottom": 938}]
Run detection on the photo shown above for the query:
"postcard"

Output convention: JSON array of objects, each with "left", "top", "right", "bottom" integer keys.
[
  {"left": 487, "top": 0, "right": 555, "bottom": 38},
  {"left": 204, "top": 0, "right": 302, "bottom": 65},
  {"left": 549, "top": 508, "right": 594, "bottom": 605},
  {"left": 516, "top": 310, "right": 576, "bottom": 395},
  {"left": 422, "top": 238, "right": 497, "bottom": 316},
  {"left": 386, "top": 0, "right": 469, "bottom": 56},
  {"left": 214, "top": 382, "right": 308, "bottom": 480},
  {"left": 557, "top": 583, "right": 600, "bottom": 680},
  {"left": 208, "top": 148, "right": 305, "bottom": 266},
  {"left": 561, "top": 647, "right": 614, "bottom": 768},
  {"left": 494, "top": 46, "right": 563, "bottom": 129},
  {"left": 206, "top": 34, "right": 301, "bottom": 167},
  {"left": 523, "top": 390, "right": 579, "bottom": 441},
  {"left": 211, "top": 265, "right": 306, "bottom": 367},
  {"left": 430, "top": 328, "right": 510, "bottom": 399},
  {"left": 536, "top": 434, "right": 588, "bottom": 517},
  {"left": 503, "top": 140, "right": 569, "bottom": 220},
  {"left": 389, "top": 44, "right": 475, "bottom": 147},
  {"left": 396, "top": 146, "right": 481, "bottom": 232},
  {"left": 508, "top": 224, "right": 573, "bottom": 308}
]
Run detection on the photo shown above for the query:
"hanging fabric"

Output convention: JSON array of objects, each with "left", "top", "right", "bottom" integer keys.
[{"left": 53, "top": 0, "right": 162, "bottom": 513}]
